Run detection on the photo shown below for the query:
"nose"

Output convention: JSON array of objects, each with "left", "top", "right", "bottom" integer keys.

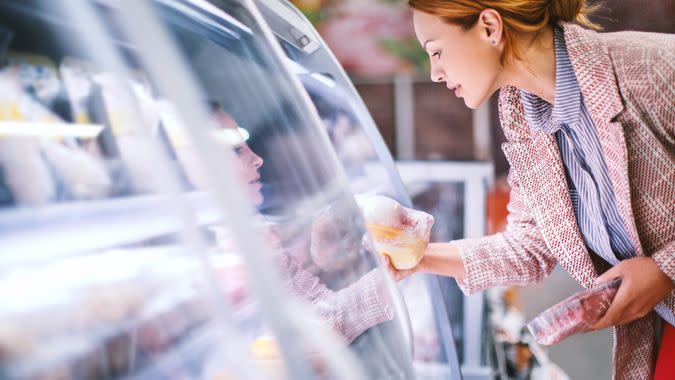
[
  {"left": 430, "top": 62, "right": 445, "bottom": 83},
  {"left": 251, "top": 153, "right": 263, "bottom": 169}
]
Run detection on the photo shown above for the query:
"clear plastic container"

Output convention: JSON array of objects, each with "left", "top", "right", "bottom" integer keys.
[
  {"left": 358, "top": 195, "right": 434, "bottom": 270},
  {"left": 526, "top": 278, "right": 621, "bottom": 346}
]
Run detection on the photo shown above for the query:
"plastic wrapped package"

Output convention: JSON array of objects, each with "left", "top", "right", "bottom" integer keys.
[
  {"left": 5, "top": 52, "right": 63, "bottom": 110},
  {"left": 60, "top": 58, "right": 96, "bottom": 125},
  {"left": 357, "top": 194, "right": 434, "bottom": 270},
  {"left": 0, "top": 68, "right": 112, "bottom": 204},
  {"left": 91, "top": 73, "right": 165, "bottom": 194},
  {"left": 526, "top": 279, "right": 621, "bottom": 346},
  {"left": 157, "top": 100, "right": 208, "bottom": 190}
]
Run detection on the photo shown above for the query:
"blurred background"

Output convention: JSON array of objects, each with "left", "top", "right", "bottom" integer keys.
[{"left": 289, "top": 1, "right": 674, "bottom": 379}]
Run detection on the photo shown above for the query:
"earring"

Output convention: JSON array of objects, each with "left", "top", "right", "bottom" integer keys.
[{"left": 492, "top": 40, "right": 497, "bottom": 45}]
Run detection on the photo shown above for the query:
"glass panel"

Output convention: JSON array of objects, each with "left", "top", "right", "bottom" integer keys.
[
  {"left": 251, "top": 1, "right": 466, "bottom": 378},
  {"left": 140, "top": 0, "right": 415, "bottom": 377}
]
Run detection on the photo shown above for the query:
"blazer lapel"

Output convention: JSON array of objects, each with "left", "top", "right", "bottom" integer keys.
[
  {"left": 503, "top": 134, "right": 597, "bottom": 288},
  {"left": 562, "top": 23, "right": 643, "bottom": 256},
  {"left": 498, "top": 86, "right": 597, "bottom": 288}
]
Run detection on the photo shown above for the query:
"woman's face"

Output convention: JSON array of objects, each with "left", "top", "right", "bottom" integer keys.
[
  {"left": 413, "top": 10, "right": 503, "bottom": 109},
  {"left": 219, "top": 113, "right": 264, "bottom": 206},
  {"left": 233, "top": 141, "right": 264, "bottom": 206}
]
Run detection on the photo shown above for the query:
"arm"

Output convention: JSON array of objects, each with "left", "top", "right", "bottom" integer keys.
[
  {"left": 281, "top": 254, "right": 394, "bottom": 343},
  {"left": 415, "top": 169, "right": 558, "bottom": 294}
]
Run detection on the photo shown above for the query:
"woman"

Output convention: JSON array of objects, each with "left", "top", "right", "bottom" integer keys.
[
  {"left": 387, "top": 0, "right": 674, "bottom": 378},
  {"left": 212, "top": 106, "right": 394, "bottom": 344}
]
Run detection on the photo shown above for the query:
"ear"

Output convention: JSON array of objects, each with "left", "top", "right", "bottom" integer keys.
[{"left": 478, "top": 9, "right": 503, "bottom": 46}]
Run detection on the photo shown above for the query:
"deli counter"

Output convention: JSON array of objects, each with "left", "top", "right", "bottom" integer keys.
[{"left": 0, "top": 0, "right": 491, "bottom": 379}]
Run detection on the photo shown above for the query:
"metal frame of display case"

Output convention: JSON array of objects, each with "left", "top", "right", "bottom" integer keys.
[{"left": 397, "top": 160, "right": 494, "bottom": 380}]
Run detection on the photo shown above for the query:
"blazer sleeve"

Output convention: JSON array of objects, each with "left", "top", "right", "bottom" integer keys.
[
  {"left": 281, "top": 254, "right": 394, "bottom": 343},
  {"left": 652, "top": 242, "right": 675, "bottom": 284},
  {"left": 454, "top": 169, "right": 558, "bottom": 294}
]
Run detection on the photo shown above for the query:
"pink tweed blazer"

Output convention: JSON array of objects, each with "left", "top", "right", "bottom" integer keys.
[{"left": 454, "top": 23, "right": 674, "bottom": 379}]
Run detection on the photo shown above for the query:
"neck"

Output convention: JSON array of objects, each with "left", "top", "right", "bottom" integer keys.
[{"left": 499, "top": 26, "right": 556, "bottom": 103}]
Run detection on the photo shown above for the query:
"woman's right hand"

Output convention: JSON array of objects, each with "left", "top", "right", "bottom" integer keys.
[
  {"left": 380, "top": 254, "right": 418, "bottom": 282},
  {"left": 380, "top": 242, "right": 466, "bottom": 282}
]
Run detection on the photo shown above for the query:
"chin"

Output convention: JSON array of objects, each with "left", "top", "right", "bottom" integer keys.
[
  {"left": 463, "top": 98, "right": 479, "bottom": 109},
  {"left": 463, "top": 93, "right": 490, "bottom": 110},
  {"left": 249, "top": 192, "right": 264, "bottom": 207}
]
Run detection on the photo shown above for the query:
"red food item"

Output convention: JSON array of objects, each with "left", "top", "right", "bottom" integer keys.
[{"left": 527, "top": 278, "right": 621, "bottom": 346}]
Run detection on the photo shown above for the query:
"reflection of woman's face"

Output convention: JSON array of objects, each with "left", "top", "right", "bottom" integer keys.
[{"left": 218, "top": 112, "right": 264, "bottom": 206}]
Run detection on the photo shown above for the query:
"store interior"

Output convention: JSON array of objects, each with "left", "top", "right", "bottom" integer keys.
[{"left": 0, "top": 1, "right": 672, "bottom": 380}]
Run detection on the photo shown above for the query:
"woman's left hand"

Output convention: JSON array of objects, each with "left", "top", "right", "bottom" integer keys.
[{"left": 592, "top": 256, "right": 675, "bottom": 330}]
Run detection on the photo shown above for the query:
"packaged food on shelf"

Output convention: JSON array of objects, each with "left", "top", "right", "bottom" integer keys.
[
  {"left": 92, "top": 73, "right": 164, "bottom": 194},
  {"left": 59, "top": 58, "right": 92, "bottom": 117},
  {"left": 5, "top": 52, "right": 63, "bottom": 112},
  {"left": 0, "top": 135, "right": 55, "bottom": 205},
  {"left": 0, "top": 65, "right": 112, "bottom": 204},
  {"left": 0, "top": 248, "right": 213, "bottom": 379},
  {"left": 157, "top": 99, "right": 207, "bottom": 190},
  {"left": 357, "top": 194, "right": 434, "bottom": 270},
  {"left": 526, "top": 278, "right": 621, "bottom": 346}
]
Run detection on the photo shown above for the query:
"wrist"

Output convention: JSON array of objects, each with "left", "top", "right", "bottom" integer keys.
[{"left": 419, "top": 242, "right": 465, "bottom": 279}]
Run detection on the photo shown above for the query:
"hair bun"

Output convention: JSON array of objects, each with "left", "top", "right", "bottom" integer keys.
[{"left": 548, "top": 0, "right": 585, "bottom": 23}]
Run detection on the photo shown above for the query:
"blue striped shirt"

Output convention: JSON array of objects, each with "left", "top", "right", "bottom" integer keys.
[{"left": 520, "top": 27, "right": 674, "bottom": 325}]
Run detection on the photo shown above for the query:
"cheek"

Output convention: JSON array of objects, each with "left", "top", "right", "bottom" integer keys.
[
  {"left": 457, "top": 46, "right": 501, "bottom": 107},
  {"left": 234, "top": 162, "right": 248, "bottom": 182}
]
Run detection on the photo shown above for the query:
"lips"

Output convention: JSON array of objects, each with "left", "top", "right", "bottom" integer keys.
[{"left": 446, "top": 83, "right": 461, "bottom": 96}]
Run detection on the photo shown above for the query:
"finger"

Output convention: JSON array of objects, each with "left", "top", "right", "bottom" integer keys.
[
  {"left": 381, "top": 255, "right": 409, "bottom": 281},
  {"left": 594, "top": 265, "right": 623, "bottom": 285},
  {"left": 380, "top": 255, "right": 395, "bottom": 274},
  {"left": 591, "top": 279, "right": 630, "bottom": 330}
]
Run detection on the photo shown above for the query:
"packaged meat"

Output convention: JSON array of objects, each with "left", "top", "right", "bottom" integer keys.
[
  {"left": 526, "top": 278, "right": 621, "bottom": 346},
  {"left": 357, "top": 195, "right": 433, "bottom": 270}
]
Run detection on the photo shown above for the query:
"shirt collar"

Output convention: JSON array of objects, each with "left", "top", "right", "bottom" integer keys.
[{"left": 521, "top": 27, "right": 582, "bottom": 134}]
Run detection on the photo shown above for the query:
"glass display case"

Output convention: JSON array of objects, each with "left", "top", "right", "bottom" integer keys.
[
  {"left": 0, "top": 0, "right": 420, "bottom": 379},
  {"left": 248, "top": 1, "right": 478, "bottom": 379}
]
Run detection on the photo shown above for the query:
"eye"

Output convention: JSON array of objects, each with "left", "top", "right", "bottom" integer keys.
[
  {"left": 233, "top": 145, "right": 245, "bottom": 155},
  {"left": 432, "top": 50, "right": 442, "bottom": 59}
]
